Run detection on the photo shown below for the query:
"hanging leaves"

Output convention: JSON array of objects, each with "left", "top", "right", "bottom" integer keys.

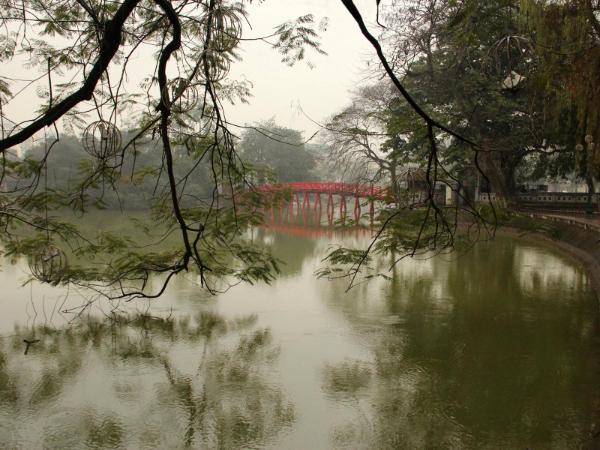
[
  {"left": 201, "top": 4, "right": 243, "bottom": 52},
  {"left": 274, "top": 14, "right": 327, "bottom": 66},
  {"left": 163, "top": 77, "right": 199, "bottom": 113},
  {"left": 198, "top": 50, "right": 231, "bottom": 82}
]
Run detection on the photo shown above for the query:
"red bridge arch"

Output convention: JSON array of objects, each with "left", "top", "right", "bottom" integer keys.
[{"left": 255, "top": 182, "right": 388, "bottom": 224}]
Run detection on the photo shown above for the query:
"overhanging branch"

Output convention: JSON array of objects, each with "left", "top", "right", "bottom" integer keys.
[
  {"left": 0, "top": 0, "right": 141, "bottom": 152},
  {"left": 339, "top": 0, "right": 478, "bottom": 148}
]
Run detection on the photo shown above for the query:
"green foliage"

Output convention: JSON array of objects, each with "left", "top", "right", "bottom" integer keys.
[
  {"left": 274, "top": 14, "right": 328, "bottom": 66},
  {"left": 16, "top": 133, "right": 220, "bottom": 211},
  {"left": 371, "top": 0, "right": 598, "bottom": 199},
  {"left": 519, "top": 0, "right": 600, "bottom": 180},
  {"left": 384, "top": 0, "right": 545, "bottom": 197},
  {"left": 227, "top": 243, "right": 281, "bottom": 285},
  {"left": 316, "top": 246, "right": 371, "bottom": 279}
]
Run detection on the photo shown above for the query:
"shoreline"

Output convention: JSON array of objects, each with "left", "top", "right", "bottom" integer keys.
[{"left": 496, "top": 218, "right": 600, "bottom": 300}]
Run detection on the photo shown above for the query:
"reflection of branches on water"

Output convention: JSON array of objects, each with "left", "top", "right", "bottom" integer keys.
[
  {"left": 0, "top": 326, "right": 85, "bottom": 425},
  {"left": 41, "top": 410, "right": 126, "bottom": 450},
  {"left": 0, "top": 310, "right": 294, "bottom": 449},
  {"left": 323, "top": 360, "right": 372, "bottom": 401},
  {"left": 322, "top": 359, "right": 375, "bottom": 449},
  {"left": 0, "top": 349, "right": 18, "bottom": 406},
  {"left": 160, "top": 327, "right": 292, "bottom": 448},
  {"left": 161, "top": 356, "right": 206, "bottom": 448}
]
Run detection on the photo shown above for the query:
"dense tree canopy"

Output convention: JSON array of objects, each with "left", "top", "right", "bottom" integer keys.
[
  {"left": 328, "top": 0, "right": 600, "bottom": 201},
  {"left": 521, "top": 0, "right": 600, "bottom": 192},
  {"left": 313, "top": 0, "right": 600, "bottom": 285}
]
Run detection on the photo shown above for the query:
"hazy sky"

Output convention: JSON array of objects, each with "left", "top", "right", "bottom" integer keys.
[
  {"left": 227, "top": 0, "right": 378, "bottom": 137},
  {"left": 2, "top": 0, "right": 381, "bottom": 145}
]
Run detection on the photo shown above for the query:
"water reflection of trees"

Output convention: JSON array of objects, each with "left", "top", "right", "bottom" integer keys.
[
  {"left": 254, "top": 228, "right": 317, "bottom": 277},
  {"left": 0, "top": 311, "right": 294, "bottom": 449},
  {"left": 318, "top": 239, "right": 600, "bottom": 449},
  {"left": 253, "top": 225, "right": 373, "bottom": 278}
]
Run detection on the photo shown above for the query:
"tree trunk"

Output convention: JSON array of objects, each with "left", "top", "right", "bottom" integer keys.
[{"left": 479, "top": 147, "right": 517, "bottom": 207}]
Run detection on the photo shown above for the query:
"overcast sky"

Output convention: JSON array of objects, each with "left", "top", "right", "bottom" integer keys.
[{"left": 227, "top": 0, "right": 379, "bottom": 138}]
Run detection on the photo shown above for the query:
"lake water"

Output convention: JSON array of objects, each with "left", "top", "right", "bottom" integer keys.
[{"left": 1, "top": 227, "right": 599, "bottom": 449}]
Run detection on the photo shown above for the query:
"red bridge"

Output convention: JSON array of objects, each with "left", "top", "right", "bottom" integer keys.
[
  {"left": 255, "top": 182, "right": 389, "bottom": 223},
  {"left": 256, "top": 182, "right": 388, "bottom": 199}
]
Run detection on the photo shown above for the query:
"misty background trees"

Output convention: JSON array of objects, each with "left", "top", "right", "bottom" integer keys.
[
  {"left": 238, "top": 122, "right": 319, "bottom": 183},
  {"left": 16, "top": 120, "right": 324, "bottom": 212}
]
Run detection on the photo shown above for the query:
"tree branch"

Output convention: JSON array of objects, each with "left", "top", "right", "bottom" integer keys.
[
  {"left": 0, "top": 0, "right": 140, "bottom": 152},
  {"left": 339, "top": 0, "right": 478, "bottom": 148},
  {"left": 154, "top": 0, "right": 194, "bottom": 271}
]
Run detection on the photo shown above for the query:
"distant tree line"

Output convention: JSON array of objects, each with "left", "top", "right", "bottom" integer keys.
[{"left": 18, "top": 121, "right": 323, "bottom": 210}]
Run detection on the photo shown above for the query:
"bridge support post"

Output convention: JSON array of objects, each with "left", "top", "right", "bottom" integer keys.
[
  {"left": 302, "top": 191, "right": 310, "bottom": 211},
  {"left": 354, "top": 196, "right": 361, "bottom": 222},
  {"left": 340, "top": 195, "right": 346, "bottom": 223},
  {"left": 369, "top": 185, "right": 375, "bottom": 225},
  {"left": 327, "top": 192, "right": 333, "bottom": 226},
  {"left": 302, "top": 202, "right": 308, "bottom": 226},
  {"left": 314, "top": 193, "right": 322, "bottom": 225}
]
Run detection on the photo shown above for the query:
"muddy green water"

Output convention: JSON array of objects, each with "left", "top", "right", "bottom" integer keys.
[{"left": 0, "top": 229, "right": 599, "bottom": 449}]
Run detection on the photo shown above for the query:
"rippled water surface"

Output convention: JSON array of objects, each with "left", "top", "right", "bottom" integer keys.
[{"left": 1, "top": 229, "right": 599, "bottom": 449}]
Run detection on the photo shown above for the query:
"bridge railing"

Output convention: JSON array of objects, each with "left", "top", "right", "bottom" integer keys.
[{"left": 255, "top": 182, "right": 389, "bottom": 199}]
